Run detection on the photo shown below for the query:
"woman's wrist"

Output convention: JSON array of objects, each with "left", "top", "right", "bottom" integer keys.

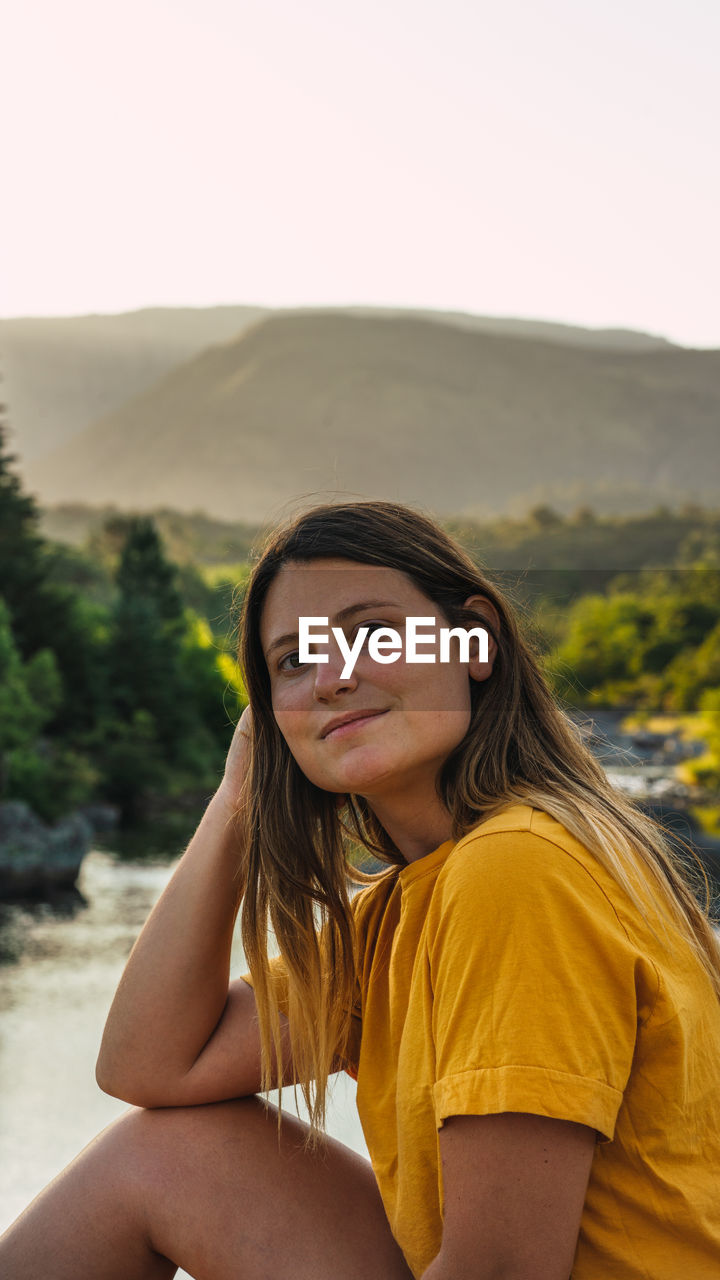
[
  {"left": 210, "top": 778, "right": 241, "bottom": 823},
  {"left": 199, "top": 784, "right": 248, "bottom": 879}
]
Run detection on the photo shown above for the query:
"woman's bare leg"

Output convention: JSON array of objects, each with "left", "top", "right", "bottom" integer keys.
[{"left": 0, "top": 1095, "right": 413, "bottom": 1280}]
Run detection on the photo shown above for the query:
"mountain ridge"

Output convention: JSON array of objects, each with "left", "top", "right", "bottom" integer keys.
[
  {"left": 1, "top": 303, "right": 678, "bottom": 464},
  {"left": 21, "top": 310, "right": 720, "bottom": 524}
]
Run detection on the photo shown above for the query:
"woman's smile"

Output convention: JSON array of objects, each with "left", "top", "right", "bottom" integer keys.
[{"left": 321, "top": 708, "right": 390, "bottom": 741}]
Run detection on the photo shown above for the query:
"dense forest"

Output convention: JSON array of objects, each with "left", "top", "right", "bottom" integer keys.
[
  {"left": 0, "top": 413, "right": 243, "bottom": 827},
  {"left": 2, "top": 412, "right": 720, "bottom": 836}
]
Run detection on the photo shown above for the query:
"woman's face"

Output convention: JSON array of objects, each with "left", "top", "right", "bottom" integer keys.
[{"left": 259, "top": 558, "right": 497, "bottom": 805}]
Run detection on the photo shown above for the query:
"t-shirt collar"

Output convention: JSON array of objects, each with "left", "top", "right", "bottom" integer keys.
[{"left": 398, "top": 838, "right": 456, "bottom": 886}]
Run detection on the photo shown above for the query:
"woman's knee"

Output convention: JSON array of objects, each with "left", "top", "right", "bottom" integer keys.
[
  {"left": 107, "top": 1097, "right": 305, "bottom": 1250},
  {"left": 106, "top": 1096, "right": 273, "bottom": 1212},
  {"left": 111, "top": 1096, "right": 411, "bottom": 1280}
]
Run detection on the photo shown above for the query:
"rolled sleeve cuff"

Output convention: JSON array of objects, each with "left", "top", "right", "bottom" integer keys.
[{"left": 433, "top": 1064, "right": 623, "bottom": 1142}]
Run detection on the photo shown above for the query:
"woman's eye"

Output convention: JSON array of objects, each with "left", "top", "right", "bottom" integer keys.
[
  {"left": 278, "top": 650, "right": 305, "bottom": 673},
  {"left": 277, "top": 622, "right": 390, "bottom": 673},
  {"left": 347, "top": 621, "right": 388, "bottom": 649}
]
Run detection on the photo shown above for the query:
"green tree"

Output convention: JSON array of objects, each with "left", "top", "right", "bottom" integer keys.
[
  {"left": 547, "top": 593, "right": 655, "bottom": 701},
  {"left": 0, "top": 600, "right": 61, "bottom": 769},
  {"left": 0, "top": 600, "right": 95, "bottom": 820},
  {"left": 0, "top": 406, "right": 108, "bottom": 735},
  {"left": 100, "top": 517, "right": 230, "bottom": 817},
  {"left": 700, "top": 688, "right": 720, "bottom": 759},
  {"left": 529, "top": 504, "right": 563, "bottom": 530},
  {"left": 114, "top": 516, "right": 186, "bottom": 632},
  {"left": 0, "top": 406, "right": 49, "bottom": 640},
  {"left": 107, "top": 517, "right": 190, "bottom": 749},
  {"left": 664, "top": 620, "right": 720, "bottom": 711}
]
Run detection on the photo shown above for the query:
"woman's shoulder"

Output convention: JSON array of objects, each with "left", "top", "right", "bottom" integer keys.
[
  {"left": 445, "top": 803, "right": 601, "bottom": 876},
  {"left": 436, "top": 803, "right": 637, "bottom": 935},
  {"left": 427, "top": 805, "right": 662, "bottom": 1017}
]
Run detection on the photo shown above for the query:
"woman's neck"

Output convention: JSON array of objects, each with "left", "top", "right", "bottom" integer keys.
[{"left": 364, "top": 790, "right": 454, "bottom": 864}]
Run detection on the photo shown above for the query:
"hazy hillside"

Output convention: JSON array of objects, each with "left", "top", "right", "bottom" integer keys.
[
  {"left": 22, "top": 312, "right": 720, "bottom": 523},
  {"left": 1, "top": 304, "right": 672, "bottom": 467},
  {"left": 332, "top": 307, "right": 674, "bottom": 351},
  {"left": 0, "top": 305, "right": 267, "bottom": 460}
]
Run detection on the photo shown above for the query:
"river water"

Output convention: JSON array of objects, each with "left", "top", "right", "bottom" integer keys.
[{"left": 0, "top": 850, "right": 366, "bottom": 1275}]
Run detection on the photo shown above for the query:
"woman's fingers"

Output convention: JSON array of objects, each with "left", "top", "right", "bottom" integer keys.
[{"left": 221, "top": 706, "right": 253, "bottom": 804}]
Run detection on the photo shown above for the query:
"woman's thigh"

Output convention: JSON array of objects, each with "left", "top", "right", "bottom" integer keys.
[
  {"left": 1, "top": 1095, "right": 413, "bottom": 1280},
  {"left": 136, "top": 1096, "right": 412, "bottom": 1280}
]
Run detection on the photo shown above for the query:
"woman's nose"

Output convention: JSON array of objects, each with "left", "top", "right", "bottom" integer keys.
[{"left": 312, "top": 641, "right": 359, "bottom": 699}]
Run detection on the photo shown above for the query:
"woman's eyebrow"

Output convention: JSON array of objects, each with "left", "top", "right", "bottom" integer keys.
[{"left": 265, "top": 600, "right": 397, "bottom": 660}]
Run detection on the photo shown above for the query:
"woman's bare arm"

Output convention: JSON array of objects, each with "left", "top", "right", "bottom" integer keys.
[
  {"left": 95, "top": 709, "right": 287, "bottom": 1107},
  {"left": 423, "top": 1112, "right": 595, "bottom": 1280}
]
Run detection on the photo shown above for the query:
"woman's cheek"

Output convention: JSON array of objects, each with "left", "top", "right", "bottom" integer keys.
[
  {"left": 273, "top": 710, "right": 304, "bottom": 757},
  {"left": 270, "top": 709, "right": 322, "bottom": 778}
]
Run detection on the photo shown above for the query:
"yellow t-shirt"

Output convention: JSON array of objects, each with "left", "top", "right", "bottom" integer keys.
[{"left": 247, "top": 804, "right": 720, "bottom": 1278}]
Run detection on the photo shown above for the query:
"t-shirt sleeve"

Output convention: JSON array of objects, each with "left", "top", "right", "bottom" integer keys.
[{"left": 428, "top": 830, "right": 646, "bottom": 1141}]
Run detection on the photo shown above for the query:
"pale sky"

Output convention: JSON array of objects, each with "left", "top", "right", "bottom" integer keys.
[{"left": 3, "top": 0, "right": 719, "bottom": 346}]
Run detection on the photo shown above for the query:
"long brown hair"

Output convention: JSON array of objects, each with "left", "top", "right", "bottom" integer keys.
[{"left": 237, "top": 500, "right": 720, "bottom": 1139}]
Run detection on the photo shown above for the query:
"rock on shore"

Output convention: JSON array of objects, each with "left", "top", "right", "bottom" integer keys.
[{"left": 0, "top": 801, "right": 94, "bottom": 899}]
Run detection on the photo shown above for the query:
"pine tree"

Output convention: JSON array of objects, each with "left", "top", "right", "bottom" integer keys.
[
  {"left": 0, "top": 402, "right": 107, "bottom": 735},
  {"left": 100, "top": 515, "right": 230, "bottom": 818},
  {"left": 115, "top": 516, "right": 186, "bottom": 633},
  {"left": 107, "top": 516, "right": 193, "bottom": 756},
  {"left": 0, "top": 404, "right": 49, "bottom": 636}
]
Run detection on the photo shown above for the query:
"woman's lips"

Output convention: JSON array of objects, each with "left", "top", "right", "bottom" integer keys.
[{"left": 323, "top": 710, "right": 388, "bottom": 740}]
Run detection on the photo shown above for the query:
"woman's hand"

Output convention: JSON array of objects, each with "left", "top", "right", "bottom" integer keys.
[{"left": 218, "top": 704, "right": 253, "bottom": 810}]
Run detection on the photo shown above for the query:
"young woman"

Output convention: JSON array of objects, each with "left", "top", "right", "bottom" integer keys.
[{"left": 2, "top": 499, "right": 719, "bottom": 1280}]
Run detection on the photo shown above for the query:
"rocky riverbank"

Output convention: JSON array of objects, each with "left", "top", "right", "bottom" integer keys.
[{"left": 0, "top": 802, "right": 118, "bottom": 900}]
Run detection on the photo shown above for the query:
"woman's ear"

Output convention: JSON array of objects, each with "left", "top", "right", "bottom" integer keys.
[{"left": 462, "top": 594, "right": 500, "bottom": 683}]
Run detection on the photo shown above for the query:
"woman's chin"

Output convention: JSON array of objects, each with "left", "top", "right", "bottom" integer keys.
[{"left": 311, "top": 753, "right": 397, "bottom": 798}]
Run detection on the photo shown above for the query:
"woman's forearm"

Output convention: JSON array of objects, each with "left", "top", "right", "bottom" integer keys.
[{"left": 95, "top": 784, "right": 246, "bottom": 1102}]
